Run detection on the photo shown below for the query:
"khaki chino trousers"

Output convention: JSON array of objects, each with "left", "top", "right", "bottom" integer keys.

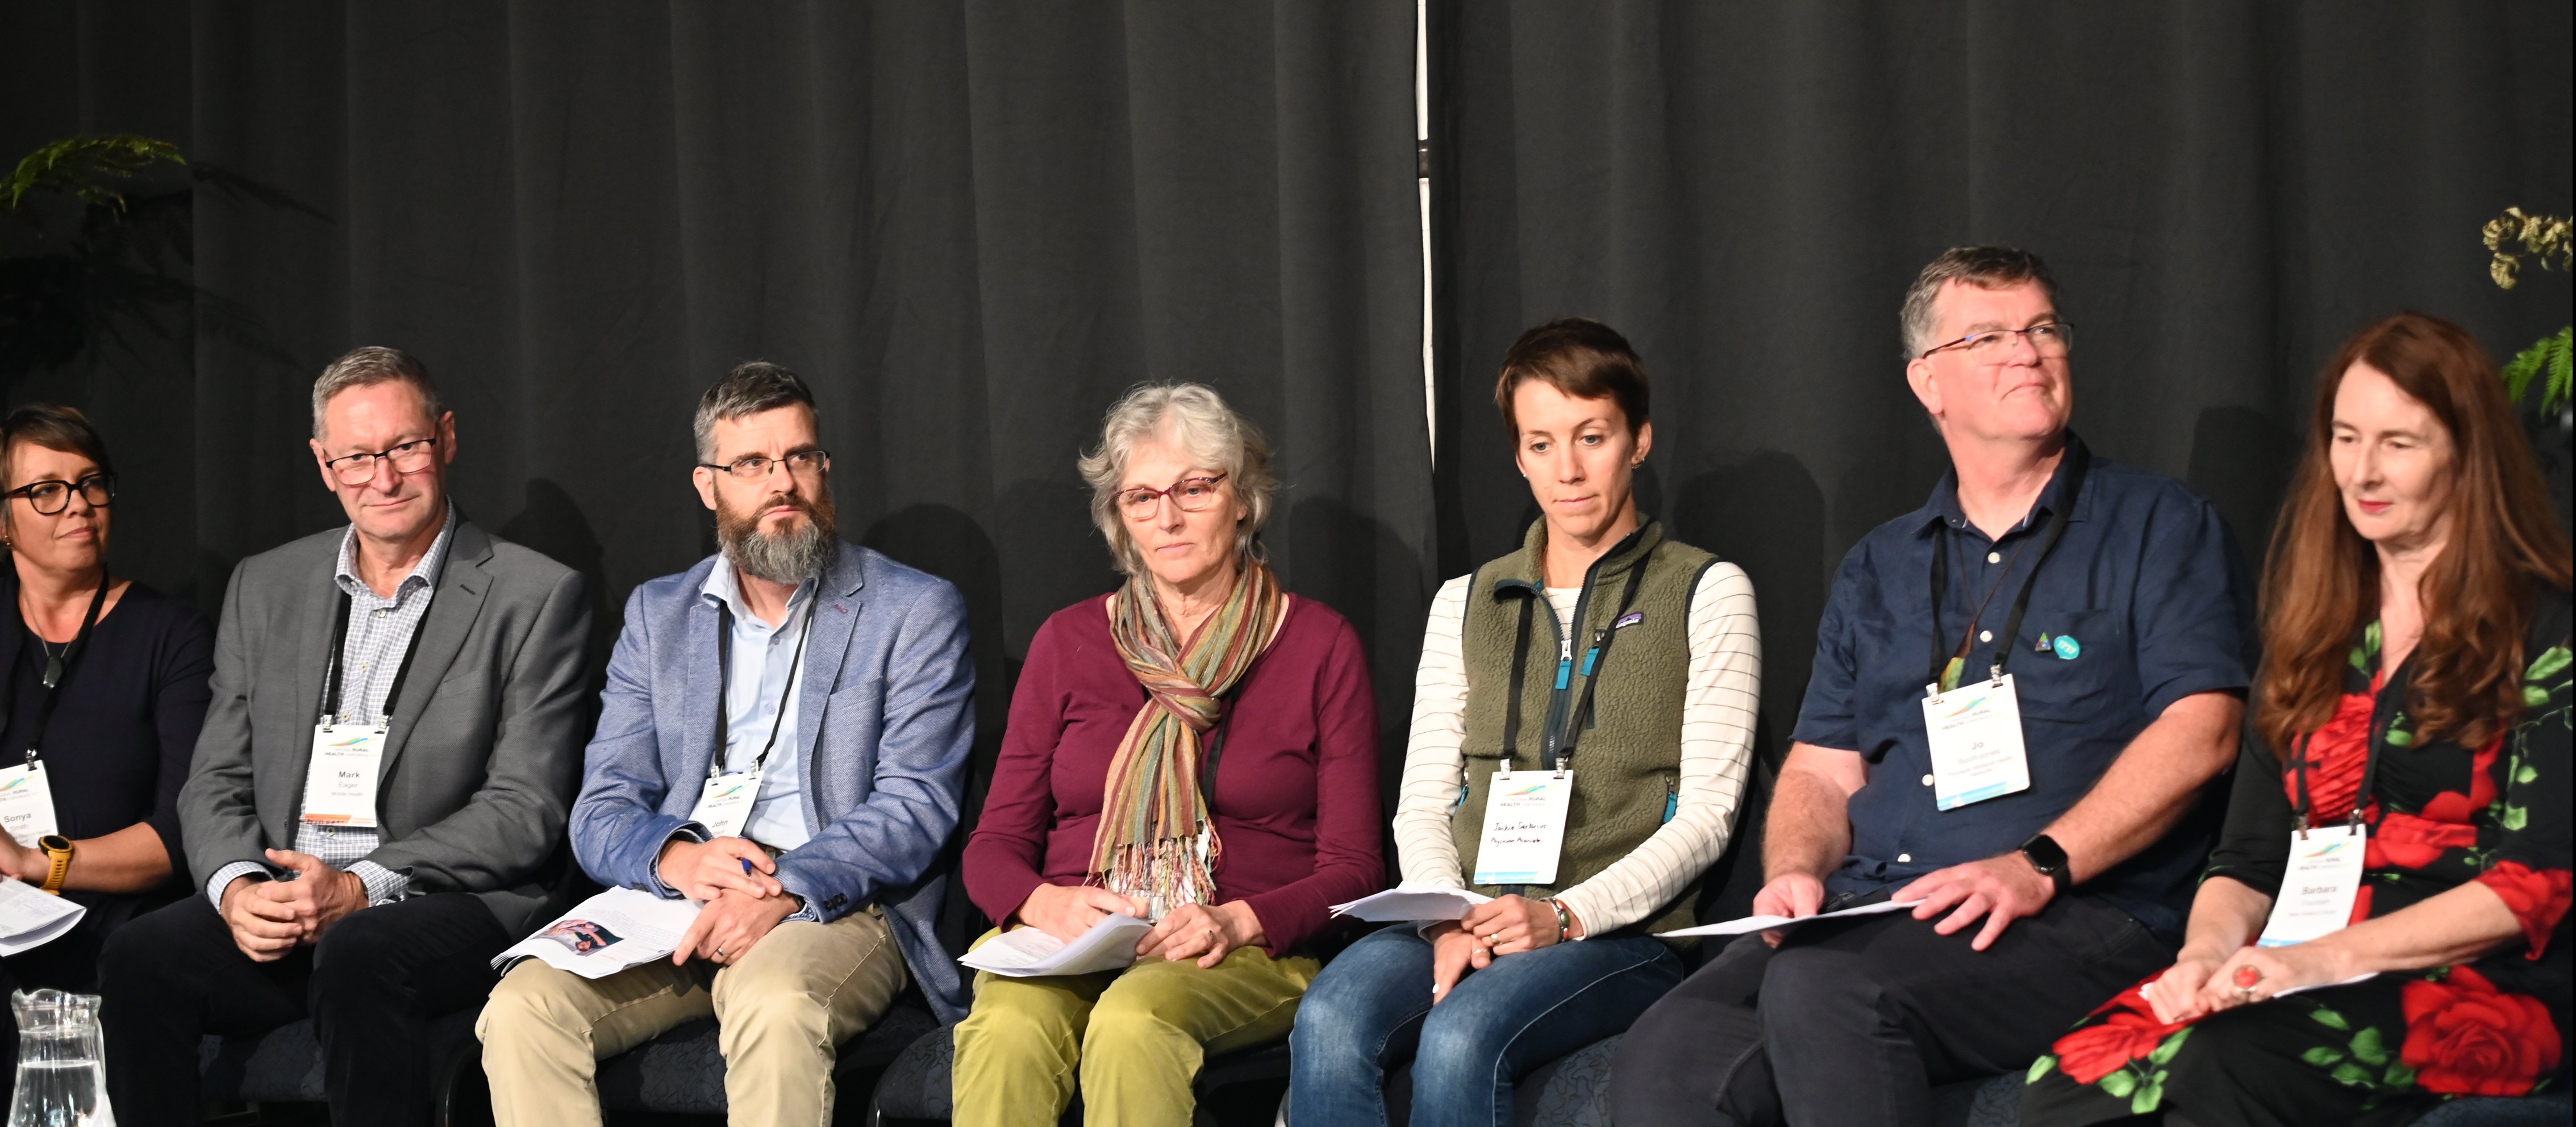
[{"left": 477, "top": 905, "right": 906, "bottom": 1127}]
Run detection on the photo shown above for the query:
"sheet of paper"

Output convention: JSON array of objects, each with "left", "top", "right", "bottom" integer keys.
[
  {"left": 1329, "top": 886, "right": 1495, "bottom": 922},
  {"left": 958, "top": 915, "right": 1152, "bottom": 978},
  {"left": 0, "top": 876, "right": 86, "bottom": 956},
  {"left": 491, "top": 887, "right": 703, "bottom": 979},
  {"left": 1658, "top": 898, "right": 1924, "bottom": 938}
]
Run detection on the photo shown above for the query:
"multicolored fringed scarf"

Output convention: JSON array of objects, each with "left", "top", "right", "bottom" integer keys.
[{"left": 1090, "top": 561, "right": 1290, "bottom": 918}]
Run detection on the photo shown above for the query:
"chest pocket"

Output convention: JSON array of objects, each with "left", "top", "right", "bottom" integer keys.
[{"left": 2011, "top": 608, "right": 2135, "bottom": 717}]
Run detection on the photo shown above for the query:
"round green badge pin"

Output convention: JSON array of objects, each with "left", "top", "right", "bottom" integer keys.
[{"left": 2052, "top": 635, "right": 2081, "bottom": 660}]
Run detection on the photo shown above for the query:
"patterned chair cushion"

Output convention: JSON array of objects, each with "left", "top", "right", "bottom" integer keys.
[{"left": 593, "top": 1003, "right": 939, "bottom": 1115}]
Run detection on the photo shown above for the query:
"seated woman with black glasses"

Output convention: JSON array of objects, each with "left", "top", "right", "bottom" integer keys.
[{"left": 0, "top": 406, "right": 212, "bottom": 1013}]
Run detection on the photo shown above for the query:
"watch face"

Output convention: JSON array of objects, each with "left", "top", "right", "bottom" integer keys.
[
  {"left": 2023, "top": 835, "right": 2068, "bottom": 872},
  {"left": 39, "top": 834, "right": 72, "bottom": 853}
]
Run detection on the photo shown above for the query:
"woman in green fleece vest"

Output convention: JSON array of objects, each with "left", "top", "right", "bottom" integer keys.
[{"left": 1288, "top": 318, "right": 1764, "bottom": 1127}]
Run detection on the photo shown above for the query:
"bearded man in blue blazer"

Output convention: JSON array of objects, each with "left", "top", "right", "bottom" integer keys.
[{"left": 477, "top": 362, "right": 976, "bottom": 1127}]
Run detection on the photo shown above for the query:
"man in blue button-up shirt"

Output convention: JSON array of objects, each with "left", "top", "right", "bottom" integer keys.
[
  {"left": 477, "top": 363, "right": 975, "bottom": 1127},
  {"left": 1617, "top": 248, "right": 2254, "bottom": 1126}
]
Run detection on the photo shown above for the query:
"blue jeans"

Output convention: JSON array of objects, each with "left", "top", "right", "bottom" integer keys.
[{"left": 1288, "top": 924, "right": 1683, "bottom": 1127}]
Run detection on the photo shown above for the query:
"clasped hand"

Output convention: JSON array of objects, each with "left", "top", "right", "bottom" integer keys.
[
  {"left": 1014, "top": 884, "right": 1266, "bottom": 968},
  {"left": 672, "top": 887, "right": 801, "bottom": 966},
  {"left": 656, "top": 836, "right": 783, "bottom": 901},
  {"left": 219, "top": 850, "right": 370, "bottom": 961},
  {"left": 1426, "top": 895, "right": 1573, "bottom": 1004},
  {"left": 2140, "top": 942, "right": 2348, "bottom": 1024}
]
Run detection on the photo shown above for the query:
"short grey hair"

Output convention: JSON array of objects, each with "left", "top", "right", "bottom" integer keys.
[
  {"left": 1077, "top": 382, "right": 1278, "bottom": 578},
  {"left": 1898, "top": 246, "right": 2061, "bottom": 359},
  {"left": 311, "top": 347, "right": 444, "bottom": 439},
  {"left": 694, "top": 361, "right": 816, "bottom": 461}
]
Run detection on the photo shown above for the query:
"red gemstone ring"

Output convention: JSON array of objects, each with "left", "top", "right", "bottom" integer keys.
[{"left": 2233, "top": 965, "right": 2262, "bottom": 989}]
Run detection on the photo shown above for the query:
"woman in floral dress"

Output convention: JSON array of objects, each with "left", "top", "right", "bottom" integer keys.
[{"left": 2023, "top": 311, "right": 2571, "bottom": 1126}]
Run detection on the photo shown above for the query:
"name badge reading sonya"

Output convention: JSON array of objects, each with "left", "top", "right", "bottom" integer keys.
[
  {"left": 1919, "top": 674, "right": 2032, "bottom": 811},
  {"left": 690, "top": 771, "right": 761, "bottom": 841},
  {"left": 0, "top": 762, "right": 61, "bottom": 848},
  {"left": 300, "top": 724, "right": 388, "bottom": 828},
  {"left": 1472, "top": 770, "right": 1573, "bottom": 886},
  {"left": 2257, "top": 824, "right": 2366, "bottom": 947}
]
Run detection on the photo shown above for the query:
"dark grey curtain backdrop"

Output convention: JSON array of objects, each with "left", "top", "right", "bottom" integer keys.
[
  {"left": 1427, "top": 1, "right": 2574, "bottom": 777},
  {"left": 0, "top": 2, "right": 1433, "bottom": 850}
]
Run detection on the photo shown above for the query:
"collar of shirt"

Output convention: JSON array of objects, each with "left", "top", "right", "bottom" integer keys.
[
  {"left": 1916, "top": 433, "right": 2093, "bottom": 542},
  {"left": 334, "top": 502, "right": 458, "bottom": 603},
  {"left": 700, "top": 560, "right": 818, "bottom": 627}
]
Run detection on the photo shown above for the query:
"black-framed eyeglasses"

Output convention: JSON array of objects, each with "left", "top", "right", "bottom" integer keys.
[
  {"left": 5, "top": 474, "right": 116, "bottom": 516},
  {"left": 699, "top": 449, "right": 832, "bottom": 481},
  {"left": 1918, "top": 321, "right": 2075, "bottom": 361},
  {"left": 323, "top": 437, "right": 440, "bottom": 485},
  {"left": 1117, "top": 474, "right": 1228, "bottom": 519}
]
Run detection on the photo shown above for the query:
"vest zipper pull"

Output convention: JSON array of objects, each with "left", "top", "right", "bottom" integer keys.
[{"left": 1554, "top": 635, "right": 1573, "bottom": 690}]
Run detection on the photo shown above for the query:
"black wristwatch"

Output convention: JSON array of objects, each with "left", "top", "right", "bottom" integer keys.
[{"left": 2018, "top": 832, "right": 2073, "bottom": 896}]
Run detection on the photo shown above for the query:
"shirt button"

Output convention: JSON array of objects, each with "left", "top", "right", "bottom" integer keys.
[
  {"left": 1898, "top": 853, "right": 1913, "bottom": 863},
  {"left": 374, "top": 608, "right": 390, "bottom": 618},
  {"left": 1921, "top": 773, "right": 1935, "bottom": 786},
  {"left": 1978, "top": 630, "right": 1992, "bottom": 643},
  {"left": 1986, "top": 552, "right": 2001, "bottom": 564}
]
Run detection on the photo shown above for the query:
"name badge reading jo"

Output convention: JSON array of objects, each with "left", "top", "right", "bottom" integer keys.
[
  {"left": 0, "top": 762, "right": 61, "bottom": 848},
  {"left": 2257, "top": 824, "right": 2366, "bottom": 947},
  {"left": 300, "top": 724, "right": 388, "bottom": 828},
  {"left": 1919, "top": 674, "right": 2032, "bottom": 811},
  {"left": 690, "top": 771, "right": 762, "bottom": 841},
  {"left": 1472, "top": 769, "right": 1573, "bottom": 886}
]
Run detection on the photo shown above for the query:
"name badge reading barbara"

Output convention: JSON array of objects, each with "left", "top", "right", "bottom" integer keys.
[
  {"left": 1919, "top": 674, "right": 2032, "bottom": 811},
  {"left": 690, "top": 771, "right": 761, "bottom": 840},
  {"left": 0, "top": 762, "right": 61, "bottom": 848},
  {"left": 2257, "top": 824, "right": 2366, "bottom": 947},
  {"left": 300, "top": 724, "right": 387, "bottom": 828},
  {"left": 1472, "top": 770, "right": 1573, "bottom": 886}
]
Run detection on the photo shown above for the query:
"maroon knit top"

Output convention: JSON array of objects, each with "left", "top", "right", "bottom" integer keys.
[{"left": 963, "top": 593, "right": 1385, "bottom": 954}]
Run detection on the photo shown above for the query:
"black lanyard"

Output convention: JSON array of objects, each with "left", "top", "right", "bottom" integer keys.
[
  {"left": 18, "top": 579, "right": 111, "bottom": 765},
  {"left": 315, "top": 590, "right": 431, "bottom": 729},
  {"left": 1500, "top": 558, "right": 1650, "bottom": 774},
  {"left": 1927, "top": 445, "right": 2091, "bottom": 688},
  {"left": 711, "top": 594, "right": 819, "bottom": 777},
  {"left": 2290, "top": 655, "right": 2400, "bottom": 832}
]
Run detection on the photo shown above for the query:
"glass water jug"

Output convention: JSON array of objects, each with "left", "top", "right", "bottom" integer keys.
[{"left": 8, "top": 990, "right": 114, "bottom": 1127}]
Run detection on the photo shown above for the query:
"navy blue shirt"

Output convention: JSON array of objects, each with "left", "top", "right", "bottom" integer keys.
[{"left": 1791, "top": 435, "right": 2253, "bottom": 936}]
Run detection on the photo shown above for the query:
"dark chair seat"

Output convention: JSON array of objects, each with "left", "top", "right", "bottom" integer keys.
[
  {"left": 197, "top": 1008, "right": 482, "bottom": 1113},
  {"left": 594, "top": 1001, "right": 939, "bottom": 1115},
  {"left": 866, "top": 1024, "right": 1291, "bottom": 1123}
]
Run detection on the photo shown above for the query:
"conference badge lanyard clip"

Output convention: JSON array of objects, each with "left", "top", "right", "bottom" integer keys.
[
  {"left": 2257, "top": 734, "right": 2371, "bottom": 947},
  {"left": 1919, "top": 447, "right": 2088, "bottom": 812},
  {"left": 0, "top": 579, "right": 110, "bottom": 846},
  {"left": 690, "top": 594, "right": 818, "bottom": 841},
  {"left": 300, "top": 594, "right": 418, "bottom": 830}
]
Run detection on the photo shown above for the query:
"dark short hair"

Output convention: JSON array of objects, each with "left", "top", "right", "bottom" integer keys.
[
  {"left": 694, "top": 361, "right": 816, "bottom": 461},
  {"left": 2, "top": 404, "right": 114, "bottom": 490},
  {"left": 1899, "top": 246, "right": 2061, "bottom": 358},
  {"left": 1493, "top": 318, "right": 1650, "bottom": 435},
  {"left": 312, "top": 346, "right": 444, "bottom": 439}
]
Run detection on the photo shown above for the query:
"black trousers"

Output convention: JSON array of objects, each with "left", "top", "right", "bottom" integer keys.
[
  {"left": 1612, "top": 893, "right": 2176, "bottom": 1127},
  {"left": 97, "top": 890, "right": 511, "bottom": 1127}
]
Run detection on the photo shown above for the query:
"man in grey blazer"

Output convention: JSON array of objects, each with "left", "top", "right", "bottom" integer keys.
[
  {"left": 98, "top": 348, "right": 593, "bottom": 1127},
  {"left": 477, "top": 362, "right": 974, "bottom": 1127}
]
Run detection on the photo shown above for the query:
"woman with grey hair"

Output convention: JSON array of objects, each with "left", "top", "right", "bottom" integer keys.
[{"left": 954, "top": 382, "right": 1385, "bottom": 1126}]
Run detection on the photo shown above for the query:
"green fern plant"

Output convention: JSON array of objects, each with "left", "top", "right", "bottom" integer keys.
[
  {"left": 2483, "top": 207, "right": 2573, "bottom": 417},
  {"left": 1, "top": 134, "right": 186, "bottom": 213}
]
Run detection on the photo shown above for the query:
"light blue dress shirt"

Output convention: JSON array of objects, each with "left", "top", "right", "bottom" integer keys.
[{"left": 701, "top": 564, "right": 816, "bottom": 851}]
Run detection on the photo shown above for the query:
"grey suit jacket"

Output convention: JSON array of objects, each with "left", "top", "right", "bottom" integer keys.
[{"left": 179, "top": 519, "right": 594, "bottom": 934}]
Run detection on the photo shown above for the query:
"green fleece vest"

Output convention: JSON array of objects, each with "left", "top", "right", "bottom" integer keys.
[{"left": 1450, "top": 519, "right": 1718, "bottom": 942}]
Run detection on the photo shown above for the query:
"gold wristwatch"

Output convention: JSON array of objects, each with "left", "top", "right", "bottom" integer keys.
[{"left": 38, "top": 834, "right": 74, "bottom": 894}]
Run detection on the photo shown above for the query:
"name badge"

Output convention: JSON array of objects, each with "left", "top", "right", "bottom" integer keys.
[
  {"left": 690, "top": 771, "right": 761, "bottom": 841},
  {"left": 301, "top": 724, "right": 387, "bottom": 828},
  {"left": 0, "top": 762, "right": 61, "bottom": 848},
  {"left": 1919, "top": 674, "right": 2032, "bottom": 811},
  {"left": 1472, "top": 769, "right": 1573, "bottom": 886},
  {"left": 2257, "top": 824, "right": 2366, "bottom": 947}
]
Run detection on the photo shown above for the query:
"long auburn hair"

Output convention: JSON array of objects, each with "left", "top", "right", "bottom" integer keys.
[{"left": 2255, "top": 312, "right": 2573, "bottom": 758}]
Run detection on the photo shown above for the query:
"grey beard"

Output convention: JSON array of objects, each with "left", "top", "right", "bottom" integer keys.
[{"left": 722, "top": 511, "right": 836, "bottom": 585}]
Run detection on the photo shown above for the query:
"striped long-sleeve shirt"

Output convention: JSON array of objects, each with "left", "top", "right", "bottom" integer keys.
[{"left": 1391, "top": 562, "right": 1761, "bottom": 935}]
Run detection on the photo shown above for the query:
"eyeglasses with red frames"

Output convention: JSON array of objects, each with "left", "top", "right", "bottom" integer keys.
[{"left": 1116, "top": 474, "right": 1228, "bottom": 519}]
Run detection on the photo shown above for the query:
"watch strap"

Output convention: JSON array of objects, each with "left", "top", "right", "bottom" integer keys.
[{"left": 39, "top": 837, "right": 73, "bottom": 895}]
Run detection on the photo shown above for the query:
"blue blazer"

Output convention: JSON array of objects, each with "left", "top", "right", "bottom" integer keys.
[{"left": 570, "top": 542, "right": 974, "bottom": 1021}]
